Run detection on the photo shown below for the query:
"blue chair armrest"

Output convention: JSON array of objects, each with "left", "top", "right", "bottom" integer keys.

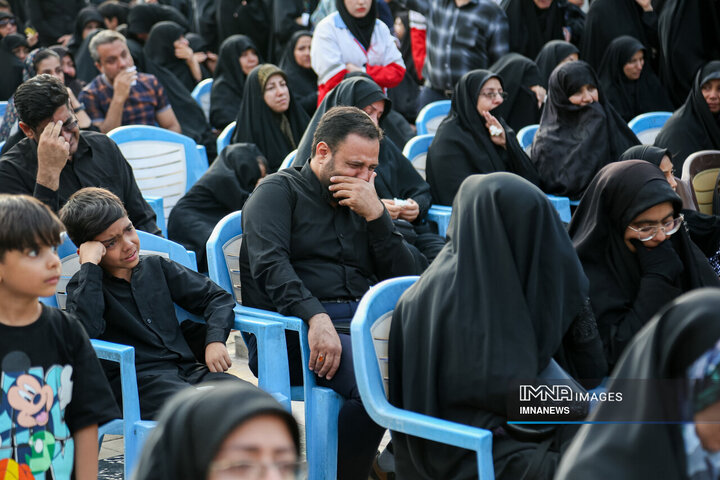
[
  {"left": 196, "top": 144, "right": 209, "bottom": 170},
  {"left": 143, "top": 196, "right": 166, "bottom": 236},
  {"left": 427, "top": 205, "right": 452, "bottom": 237},
  {"left": 545, "top": 194, "right": 571, "bottom": 223}
]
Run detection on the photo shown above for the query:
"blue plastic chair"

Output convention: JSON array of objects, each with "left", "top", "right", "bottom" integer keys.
[
  {"left": 0, "top": 140, "right": 5, "bottom": 152},
  {"left": 0, "top": 100, "right": 7, "bottom": 123},
  {"left": 191, "top": 78, "right": 213, "bottom": 121},
  {"left": 628, "top": 111, "right": 672, "bottom": 144},
  {"left": 206, "top": 211, "right": 344, "bottom": 479},
  {"left": 107, "top": 125, "right": 209, "bottom": 224},
  {"left": 142, "top": 195, "right": 166, "bottom": 236},
  {"left": 351, "top": 276, "right": 495, "bottom": 479},
  {"left": 416, "top": 100, "right": 451, "bottom": 135},
  {"left": 517, "top": 124, "right": 539, "bottom": 155},
  {"left": 545, "top": 194, "right": 572, "bottom": 223},
  {"left": 402, "top": 133, "right": 434, "bottom": 180},
  {"left": 216, "top": 121, "right": 236, "bottom": 155},
  {"left": 280, "top": 149, "right": 297, "bottom": 170}
]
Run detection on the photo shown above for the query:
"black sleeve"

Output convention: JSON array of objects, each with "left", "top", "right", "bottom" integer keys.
[
  {"left": 111, "top": 141, "right": 162, "bottom": 236},
  {"left": 243, "top": 178, "right": 327, "bottom": 321},
  {"left": 273, "top": 0, "right": 305, "bottom": 48},
  {"left": 66, "top": 263, "right": 107, "bottom": 338},
  {"left": 641, "top": 10, "right": 659, "bottom": 51},
  {"left": 560, "top": 299, "right": 608, "bottom": 388},
  {"left": 25, "top": 0, "right": 65, "bottom": 41},
  {"left": 366, "top": 207, "right": 422, "bottom": 280},
  {"left": 64, "top": 313, "right": 121, "bottom": 432},
  {"left": 0, "top": 152, "right": 62, "bottom": 211},
  {"left": 159, "top": 257, "right": 235, "bottom": 345}
]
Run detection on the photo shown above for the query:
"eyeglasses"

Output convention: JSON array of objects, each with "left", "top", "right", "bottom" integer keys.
[
  {"left": 61, "top": 116, "right": 78, "bottom": 133},
  {"left": 0, "top": 18, "right": 16, "bottom": 26},
  {"left": 209, "top": 460, "right": 307, "bottom": 479},
  {"left": 479, "top": 90, "right": 507, "bottom": 100},
  {"left": 627, "top": 214, "right": 684, "bottom": 242}
]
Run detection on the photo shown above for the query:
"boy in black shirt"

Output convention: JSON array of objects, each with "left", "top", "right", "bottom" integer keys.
[
  {"left": 60, "top": 187, "right": 244, "bottom": 420},
  {"left": 0, "top": 194, "right": 118, "bottom": 480}
]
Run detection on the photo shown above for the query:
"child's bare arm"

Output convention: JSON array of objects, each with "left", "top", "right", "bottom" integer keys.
[{"left": 74, "top": 423, "right": 99, "bottom": 480}]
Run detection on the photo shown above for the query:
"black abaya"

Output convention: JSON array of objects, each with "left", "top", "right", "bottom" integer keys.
[
  {"left": 568, "top": 160, "right": 720, "bottom": 368},
  {"left": 143, "top": 21, "right": 197, "bottom": 93},
  {"left": 597, "top": 35, "right": 672, "bottom": 122},
  {"left": 230, "top": 64, "right": 309, "bottom": 172},
  {"left": 0, "top": 35, "right": 24, "bottom": 101},
  {"left": 556, "top": 289, "right": 720, "bottom": 480},
  {"left": 426, "top": 69, "right": 540, "bottom": 206},
  {"left": 167, "top": 143, "right": 265, "bottom": 271},
  {"left": 534, "top": 40, "right": 578, "bottom": 88},
  {"left": 532, "top": 61, "right": 639, "bottom": 199},
  {"left": 389, "top": 173, "right": 606, "bottom": 479},
  {"left": 74, "top": 29, "right": 101, "bottom": 85},
  {"left": 490, "top": 53, "right": 544, "bottom": 131},
  {"left": 216, "top": 0, "right": 270, "bottom": 60},
  {"left": 654, "top": 61, "right": 720, "bottom": 173},
  {"left": 209, "top": 35, "right": 261, "bottom": 130},
  {"left": 279, "top": 31, "right": 318, "bottom": 117}
]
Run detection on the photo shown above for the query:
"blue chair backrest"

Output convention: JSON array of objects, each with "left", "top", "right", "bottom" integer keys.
[
  {"left": 517, "top": 124, "right": 539, "bottom": 155},
  {"left": 402, "top": 134, "right": 434, "bottom": 180},
  {"left": 216, "top": 121, "right": 236, "bottom": 155},
  {"left": 206, "top": 210, "right": 242, "bottom": 301},
  {"left": 416, "top": 100, "right": 451, "bottom": 135},
  {"left": 351, "top": 277, "right": 495, "bottom": 479},
  {"left": 191, "top": 78, "right": 213, "bottom": 121},
  {"left": 107, "top": 125, "right": 209, "bottom": 223},
  {"left": 0, "top": 100, "right": 7, "bottom": 120},
  {"left": 628, "top": 111, "right": 672, "bottom": 144},
  {"left": 280, "top": 150, "right": 297, "bottom": 170}
]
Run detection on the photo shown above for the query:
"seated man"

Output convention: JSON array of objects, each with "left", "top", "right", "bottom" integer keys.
[
  {"left": 240, "top": 106, "right": 422, "bottom": 480},
  {"left": 79, "top": 29, "right": 181, "bottom": 134},
  {"left": 61, "top": 187, "right": 244, "bottom": 419},
  {"left": 0, "top": 74, "right": 160, "bottom": 235}
]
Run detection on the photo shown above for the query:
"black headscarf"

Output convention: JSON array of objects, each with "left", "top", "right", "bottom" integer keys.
[
  {"left": 0, "top": 33, "right": 24, "bottom": 101},
  {"left": 143, "top": 21, "right": 196, "bottom": 93},
  {"left": 67, "top": 6, "right": 103, "bottom": 58},
  {"left": 231, "top": 64, "right": 309, "bottom": 172},
  {"left": 655, "top": 61, "right": 720, "bottom": 173},
  {"left": 133, "top": 382, "right": 300, "bottom": 480},
  {"left": 127, "top": 2, "right": 189, "bottom": 40},
  {"left": 336, "top": 0, "right": 376, "bottom": 50},
  {"left": 569, "top": 160, "right": 719, "bottom": 366},
  {"left": 426, "top": 69, "right": 540, "bottom": 206},
  {"left": 389, "top": 173, "right": 597, "bottom": 479},
  {"left": 490, "top": 53, "right": 544, "bottom": 131},
  {"left": 556, "top": 288, "right": 720, "bottom": 480},
  {"left": 534, "top": 40, "right": 578, "bottom": 88},
  {"left": 292, "top": 75, "right": 433, "bottom": 219},
  {"left": 580, "top": 0, "right": 656, "bottom": 70},
  {"left": 503, "top": 0, "right": 565, "bottom": 59},
  {"left": 73, "top": 28, "right": 101, "bottom": 84},
  {"left": 657, "top": 0, "right": 720, "bottom": 107},
  {"left": 143, "top": 22, "right": 217, "bottom": 159},
  {"left": 209, "top": 35, "right": 261, "bottom": 130},
  {"left": 597, "top": 35, "right": 673, "bottom": 122},
  {"left": 279, "top": 31, "right": 318, "bottom": 116},
  {"left": 532, "top": 60, "right": 639, "bottom": 199},
  {"left": 168, "top": 143, "right": 265, "bottom": 271}
]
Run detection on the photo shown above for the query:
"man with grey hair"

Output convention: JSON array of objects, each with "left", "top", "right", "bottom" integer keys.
[{"left": 79, "top": 29, "right": 180, "bottom": 133}]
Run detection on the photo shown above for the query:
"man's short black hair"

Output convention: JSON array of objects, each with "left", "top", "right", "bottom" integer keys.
[
  {"left": 98, "top": 1, "right": 129, "bottom": 26},
  {"left": 59, "top": 188, "right": 128, "bottom": 247},
  {"left": 311, "top": 106, "right": 383, "bottom": 156},
  {"left": 14, "top": 74, "right": 69, "bottom": 130},
  {"left": 0, "top": 194, "right": 64, "bottom": 261}
]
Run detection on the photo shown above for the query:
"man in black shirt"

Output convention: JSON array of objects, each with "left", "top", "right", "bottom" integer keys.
[
  {"left": 241, "top": 106, "right": 421, "bottom": 479},
  {"left": 0, "top": 74, "right": 160, "bottom": 236}
]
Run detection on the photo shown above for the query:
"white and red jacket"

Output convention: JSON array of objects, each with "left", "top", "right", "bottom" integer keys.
[{"left": 311, "top": 11, "right": 406, "bottom": 104}]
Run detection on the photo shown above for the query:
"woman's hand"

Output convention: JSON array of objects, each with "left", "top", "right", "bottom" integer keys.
[
  {"left": 530, "top": 85, "right": 547, "bottom": 108},
  {"left": 482, "top": 111, "right": 506, "bottom": 149}
]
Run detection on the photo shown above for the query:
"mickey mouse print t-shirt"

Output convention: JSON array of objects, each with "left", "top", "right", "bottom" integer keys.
[{"left": 0, "top": 304, "right": 119, "bottom": 479}]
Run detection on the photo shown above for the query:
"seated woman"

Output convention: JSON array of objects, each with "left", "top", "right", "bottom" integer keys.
[
  {"left": 597, "top": 35, "right": 672, "bottom": 122},
  {"left": 311, "top": 0, "right": 405, "bottom": 103},
  {"left": 534, "top": 39, "right": 578, "bottom": 87},
  {"left": 293, "top": 75, "right": 445, "bottom": 266},
  {"left": 167, "top": 143, "right": 267, "bottom": 272},
  {"left": 620, "top": 144, "right": 720, "bottom": 273},
  {"left": 210, "top": 35, "right": 260, "bottom": 130},
  {"left": 556, "top": 289, "right": 720, "bottom": 480},
  {"left": 490, "top": 53, "right": 547, "bottom": 131},
  {"left": 144, "top": 20, "right": 207, "bottom": 93},
  {"left": 231, "top": 64, "right": 309, "bottom": 172},
  {"left": 654, "top": 61, "right": 720, "bottom": 173},
  {"left": 569, "top": 160, "right": 719, "bottom": 368},
  {"left": 426, "top": 69, "right": 540, "bottom": 206},
  {"left": 134, "top": 382, "right": 303, "bottom": 480},
  {"left": 389, "top": 173, "right": 607, "bottom": 480},
  {"left": 279, "top": 31, "right": 318, "bottom": 117},
  {"left": 532, "top": 60, "right": 639, "bottom": 199}
]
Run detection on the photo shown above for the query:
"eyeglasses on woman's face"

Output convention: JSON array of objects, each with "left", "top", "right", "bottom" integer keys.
[
  {"left": 209, "top": 460, "right": 307, "bottom": 479},
  {"left": 478, "top": 90, "right": 507, "bottom": 100},
  {"left": 627, "top": 214, "right": 684, "bottom": 242}
]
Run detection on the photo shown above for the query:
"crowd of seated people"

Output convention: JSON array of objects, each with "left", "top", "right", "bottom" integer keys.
[{"left": 0, "top": 0, "right": 720, "bottom": 478}]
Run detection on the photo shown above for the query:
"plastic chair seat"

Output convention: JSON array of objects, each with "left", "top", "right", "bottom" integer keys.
[{"left": 416, "top": 100, "right": 451, "bottom": 135}]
